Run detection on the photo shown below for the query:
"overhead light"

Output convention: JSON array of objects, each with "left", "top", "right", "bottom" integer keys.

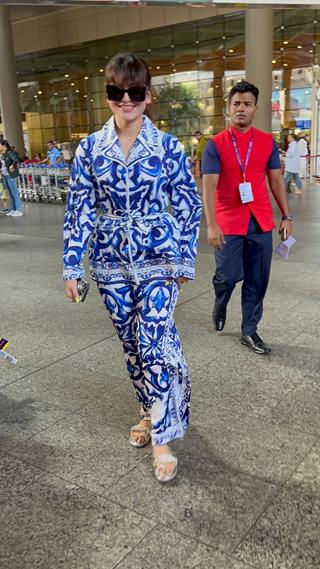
[
  {"left": 71, "top": 82, "right": 75, "bottom": 86},
  {"left": 90, "top": 99, "right": 94, "bottom": 102},
  {"left": 21, "top": 89, "right": 25, "bottom": 93},
  {"left": 156, "top": 66, "right": 160, "bottom": 70},
  {"left": 297, "top": 45, "right": 302, "bottom": 49},
  {"left": 196, "top": 40, "right": 199, "bottom": 44},
  {"left": 83, "top": 94, "right": 87, "bottom": 98},
  {"left": 173, "top": 69, "right": 177, "bottom": 72},
  {"left": 34, "top": 95, "right": 37, "bottom": 99},
  {"left": 64, "top": 74, "right": 69, "bottom": 78},
  {"left": 38, "top": 90, "right": 42, "bottom": 95},
  {"left": 147, "top": 48, "right": 151, "bottom": 52},
  {"left": 84, "top": 76, "right": 89, "bottom": 80},
  {"left": 228, "top": 49, "right": 234, "bottom": 53},
  {"left": 54, "top": 92, "right": 58, "bottom": 96},
  {"left": 309, "top": 50, "right": 313, "bottom": 53},
  {"left": 272, "top": 59, "right": 277, "bottom": 64},
  {"left": 171, "top": 44, "right": 175, "bottom": 48},
  {"left": 99, "top": 68, "right": 104, "bottom": 73},
  {"left": 283, "top": 40, "right": 288, "bottom": 45},
  {"left": 76, "top": 89, "right": 80, "bottom": 93},
  {"left": 281, "top": 25, "right": 285, "bottom": 30},
  {"left": 283, "top": 63, "right": 288, "bottom": 67}
]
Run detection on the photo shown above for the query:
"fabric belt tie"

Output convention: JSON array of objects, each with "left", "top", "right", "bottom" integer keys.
[{"left": 100, "top": 211, "right": 166, "bottom": 284}]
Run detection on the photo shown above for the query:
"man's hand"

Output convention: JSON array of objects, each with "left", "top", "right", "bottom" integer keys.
[
  {"left": 279, "top": 219, "right": 292, "bottom": 239},
  {"left": 207, "top": 224, "right": 225, "bottom": 249}
]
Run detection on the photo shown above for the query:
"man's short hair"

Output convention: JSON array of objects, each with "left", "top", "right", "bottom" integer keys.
[
  {"left": 228, "top": 80, "right": 259, "bottom": 104},
  {"left": 194, "top": 131, "right": 201, "bottom": 136},
  {"left": 48, "top": 140, "right": 55, "bottom": 145}
]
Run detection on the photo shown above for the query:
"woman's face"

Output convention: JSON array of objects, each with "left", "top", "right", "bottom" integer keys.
[
  {"left": 107, "top": 83, "right": 152, "bottom": 125},
  {"left": 0, "top": 144, "right": 5, "bottom": 154},
  {"left": 287, "top": 135, "right": 294, "bottom": 144}
]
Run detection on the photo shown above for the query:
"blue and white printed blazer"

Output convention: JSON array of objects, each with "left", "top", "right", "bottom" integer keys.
[{"left": 63, "top": 115, "right": 202, "bottom": 284}]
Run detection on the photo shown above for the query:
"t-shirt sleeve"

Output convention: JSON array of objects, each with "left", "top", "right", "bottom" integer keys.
[
  {"left": 201, "top": 140, "right": 221, "bottom": 174},
  {"left": 267, "top": 140, "right": 281, "bottom": 170}
]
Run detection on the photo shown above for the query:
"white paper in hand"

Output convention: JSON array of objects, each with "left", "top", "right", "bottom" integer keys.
[{"left": 274, "top": 235, "right": 296, "bottom": 260}]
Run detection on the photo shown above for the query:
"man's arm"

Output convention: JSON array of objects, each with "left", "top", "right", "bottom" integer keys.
[
  {"left": 267, "top": 168, "right": 292, "bottom": 237},
  {"left": 202, "top": 173, "right": 224, "bottom": 248}
]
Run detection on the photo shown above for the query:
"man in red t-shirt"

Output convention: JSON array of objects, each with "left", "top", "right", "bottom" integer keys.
[{"left": 202, "top": 81, "right": 292, "bottom": 355}]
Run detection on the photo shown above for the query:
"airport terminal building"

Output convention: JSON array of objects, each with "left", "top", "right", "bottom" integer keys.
[{"left": 0, "top": 4, "right": 320, "bottom": 159}]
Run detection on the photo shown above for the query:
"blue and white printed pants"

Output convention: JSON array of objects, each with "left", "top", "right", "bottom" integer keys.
[{"left": 98, "top": 278, "right": 191, "bottom": 446}]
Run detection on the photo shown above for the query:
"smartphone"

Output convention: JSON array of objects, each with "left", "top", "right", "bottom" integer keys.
[
  {"left": 281, "top": 227, "right": 288, "bottom": 241},
  {"left": 76, "top": 278, "right": 90, "bottom": 302}
]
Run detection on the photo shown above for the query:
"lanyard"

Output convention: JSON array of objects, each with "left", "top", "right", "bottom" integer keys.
[{"left": 229, "top": 128, "right": 253, "bottom": 182}]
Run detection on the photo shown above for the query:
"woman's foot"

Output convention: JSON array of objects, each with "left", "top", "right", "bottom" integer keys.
[
  {"left": 129, "top": 419, "right": 151, "bottom": 447},
  {"left": 153, "top": 444, "right": 178, "bottom": 482}
]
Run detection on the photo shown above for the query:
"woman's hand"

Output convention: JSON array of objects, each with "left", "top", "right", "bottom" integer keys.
[{"left": 64, "top": 279, "right": 80, "bottom": 302}]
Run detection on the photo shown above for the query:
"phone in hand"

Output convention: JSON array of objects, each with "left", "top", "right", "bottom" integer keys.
[
  {"left": 280, "top": 227, "right": 288, "bottom": 241},
  {"left": 76, "top": 278, "right": 90, "bottom": 302}
]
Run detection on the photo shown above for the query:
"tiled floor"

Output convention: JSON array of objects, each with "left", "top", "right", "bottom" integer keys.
[{"left": 1, "top": 181, "right": 320, "bottom": 568}]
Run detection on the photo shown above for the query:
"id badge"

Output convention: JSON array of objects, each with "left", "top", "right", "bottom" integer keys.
[{"left": 239, "top": 182, "right": 254, "bottom": 204}]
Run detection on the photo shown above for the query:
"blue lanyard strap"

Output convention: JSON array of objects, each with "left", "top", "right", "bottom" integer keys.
[{"left": 228, "top": 128, "right": 253, "bottom": 182}]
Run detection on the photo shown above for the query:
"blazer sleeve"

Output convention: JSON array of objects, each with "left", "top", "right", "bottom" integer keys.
[
  {"left": 166, "top": 137, "right": 202, "bottom": 278},
  {"left": 63, "top": 137, "right": 97, "bottom": 280}
]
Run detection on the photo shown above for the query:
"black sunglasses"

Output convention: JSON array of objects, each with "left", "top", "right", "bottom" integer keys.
[{"left": 106, "top": 84, "right": 147, "bottom": 102}]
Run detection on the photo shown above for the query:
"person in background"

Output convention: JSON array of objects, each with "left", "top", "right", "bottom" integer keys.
[
  {"left": 39, "top": 140, "right": 64, "bottom": 167},
  {"left": 61, "top": 144, "right": 73, "bottom": 166},
  {"left": 193, "top": 131, "right": 207, "bottom": 176},
  {"left": 10, "top": 146, "right": 24, "bottom": 164},
  {"left": 202, "top": 80, "right": 292, "bottom": 355},
  {"left": 0, "top": 139, "right": 23, "bottom": 217},
  {"left": 297, "top": 133, "right": 308, "bottom": 179},
  {"left": 284, "top": 134, "right": 303, "bottom": 195},
  {"left": 0, "top": 170, "right": 10, "bottom": 213}
]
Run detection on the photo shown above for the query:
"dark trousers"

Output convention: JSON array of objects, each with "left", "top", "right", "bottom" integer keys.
[{"left": 213, "top": 216, "right": 273, "bottom": 336}]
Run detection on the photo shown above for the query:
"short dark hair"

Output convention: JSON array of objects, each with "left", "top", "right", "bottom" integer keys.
[
  {"left": 194, "top": 130, "right": 201, "bottom": 136},
  {"left": 105, "top": 53, "right": 151, "bottom": 89},
  {"left": 228, "top": 80, "right": 259, "bottom": 104},
  {"left": 0, "top": 139, "right": 11, "bottom": 150}
]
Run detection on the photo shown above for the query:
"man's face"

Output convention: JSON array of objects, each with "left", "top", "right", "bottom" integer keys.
[
  {"left": 229, "top": 92, "right": 257, "bottom": 129},
  {"left": 48, "top": 143, "right": 54, "bottom": 151}
]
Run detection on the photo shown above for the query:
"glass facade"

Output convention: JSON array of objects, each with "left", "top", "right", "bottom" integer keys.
[{"left": 7, "top": 8, "right": 320, "bottom": 157}]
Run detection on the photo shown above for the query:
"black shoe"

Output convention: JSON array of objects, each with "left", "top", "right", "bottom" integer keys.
[
  {"left": 212, "top": 304, "right": 226, "bottom": 332},
  {"left": 240, "top": 333, "right": 271, "bottom": 355}
]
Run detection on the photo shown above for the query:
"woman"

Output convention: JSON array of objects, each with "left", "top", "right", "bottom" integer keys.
[
  {"left": 284, "top": 134, "right": 303, "bottom": 195},
  {"left": 63, "top": 53, "right": 202, "bottom": 482},
  {"left": 0, "top": 139, "right": 23, "bottom": 217}
]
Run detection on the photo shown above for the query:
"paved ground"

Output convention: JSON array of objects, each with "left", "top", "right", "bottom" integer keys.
[{"left": 0, "top": 181, "right": 320, "bottom": 569}]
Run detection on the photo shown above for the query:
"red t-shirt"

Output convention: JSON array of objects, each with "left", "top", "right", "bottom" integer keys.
[{"left": 201, "top": 127, "right": 281, "bottom": 235}]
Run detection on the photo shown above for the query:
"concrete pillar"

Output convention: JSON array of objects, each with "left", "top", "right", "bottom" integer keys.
[
  {"left": 245, "top": 8, "right": 273, "bottom": 132},
  {"left": 0, "top": 6, "right": 24, "bottom": 156}
]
